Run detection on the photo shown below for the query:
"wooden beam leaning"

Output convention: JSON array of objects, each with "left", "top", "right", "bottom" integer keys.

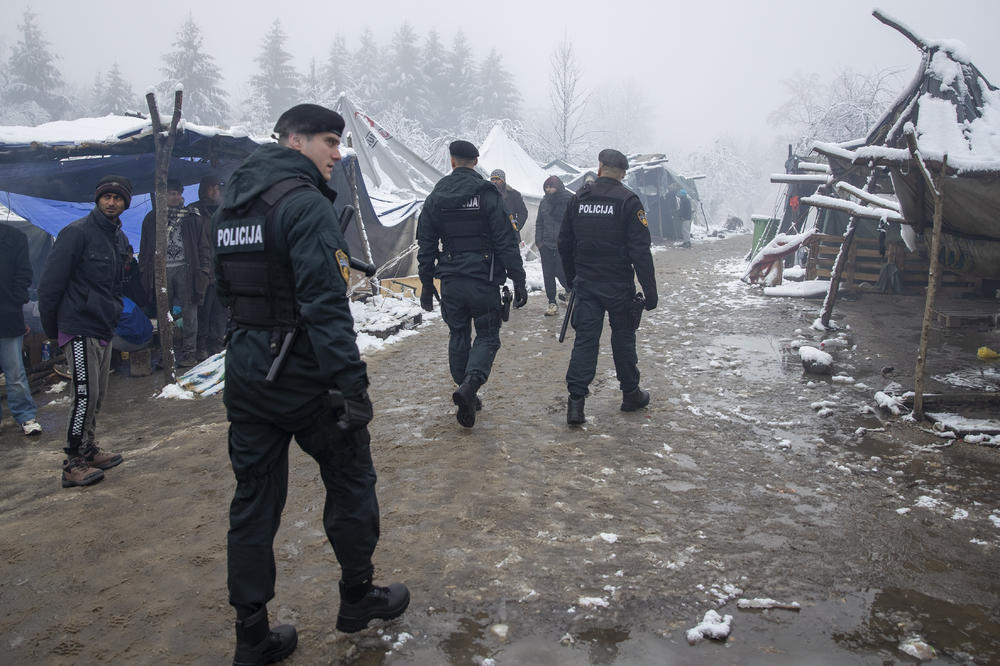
[{"left": 145, "top": 89, "right": 183, "bottom": 386}]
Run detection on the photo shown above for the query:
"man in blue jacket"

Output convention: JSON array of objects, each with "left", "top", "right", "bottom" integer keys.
[{"left": 38, "top": 175, "right": 130, "bottom": 487}]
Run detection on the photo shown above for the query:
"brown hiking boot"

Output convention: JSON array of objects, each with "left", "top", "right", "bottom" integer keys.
[
  {"left": 62, "top": 457, "right": 104, "bottom": 488},
  {"left": 81, "top": 443, "right": 123, "bottom": 470}
]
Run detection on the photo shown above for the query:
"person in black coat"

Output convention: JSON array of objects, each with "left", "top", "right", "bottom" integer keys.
[
  {"left": 558, "top": 149, "right": 658, "bottom": 425},
  {"left": 38, "top": 175, "right": 131, "bottom": 487},
  {"left": 0, "top": 223, "right": 41, "bottom": 435},
  {"left": 534, "top": 175, "right": 572, "bottom": 315}
]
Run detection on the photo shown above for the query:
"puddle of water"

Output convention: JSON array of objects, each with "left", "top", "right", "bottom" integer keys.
[{"left": 708, "top": 334, "right": 797, "bottom": 381}]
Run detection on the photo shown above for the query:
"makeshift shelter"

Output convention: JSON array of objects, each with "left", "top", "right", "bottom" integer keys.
[
  {"left": 334, "top": 96, "right": 445, "bottom": 278},
  {"left": 807, "top": 11, "right": 1000, "bottom": 285},
  {"left": 0, "top": 115, "right": 261, "bottom": 250}
]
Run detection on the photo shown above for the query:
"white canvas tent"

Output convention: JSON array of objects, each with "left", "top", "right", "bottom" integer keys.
[
  {"left": 478, "top": 123, "right": 548, "bottom": 248},
  {"left": 334, "top": 96, "right": 446, "bottom": 277}
]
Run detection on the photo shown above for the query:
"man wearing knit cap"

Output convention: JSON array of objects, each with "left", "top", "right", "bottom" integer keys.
[
  {"left": 215, "top": 103, "right": 408, "bottom": 664},
  {"left": 489, "top": 168, "right": 529, "bottom": 238},
  {"left": 38, "top": 175, "right": 132, "bottom": 488},
  {"left": 417, "top": 140, "right": 528, "bottom": 428},
  {"left": 557, "top": 148, "right": 658, "bottom": 425}
]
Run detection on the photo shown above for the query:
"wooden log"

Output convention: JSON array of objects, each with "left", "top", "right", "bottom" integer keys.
[{"left": 913, "top": 154, "right": 948, "bottom": 419}]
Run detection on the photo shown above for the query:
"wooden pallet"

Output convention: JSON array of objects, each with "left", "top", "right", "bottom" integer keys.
[{"left": 805, "top": 233, "right": 980, "bottom": 291}]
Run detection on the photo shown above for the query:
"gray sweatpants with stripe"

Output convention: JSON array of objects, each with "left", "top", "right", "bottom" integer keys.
[{"left": 62, "top": 336, "right": 112, "bottom": 456}]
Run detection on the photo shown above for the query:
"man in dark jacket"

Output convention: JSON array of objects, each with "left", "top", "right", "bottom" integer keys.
[
  {"left": 215, "top": 104, "right": 408, "bottom": 664},
  {"left": 0, "top": 223, "right": 41, "bottom": 436},
  {"left": 189, "top": 175, "right": 226, "bottom": 359},
  {"left": 38, "top": 175, "right": 130, "bottom": 487},
  {"left": 534, "top": 175, "right": 573, "bottom": 316},
  {"left": 138, "top": 178, "right": 211, "bottom": 366},
  {"left": 418, "top": 142, "right": 527, "bottom": 428},
  {"left": 490, "top": 168, "right": 528, "bottom": 239},
  {"left": 558, "top": 149, "right": 658, "bottom": 425}
]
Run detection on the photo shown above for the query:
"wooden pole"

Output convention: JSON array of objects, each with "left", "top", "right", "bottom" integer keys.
[
  {"left": 145, "top": 89, "right": 183, "bottom": 385},
  {"left": 818, "top": 167, "right": 879, "bottom": 328},
  {"left": 913, "top": 154, "right": 948, "bottom": 420},
  {"left": 345, "top": 158, "right": 379, "bottom": 296}
]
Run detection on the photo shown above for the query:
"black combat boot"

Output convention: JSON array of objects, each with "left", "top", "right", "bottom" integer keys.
[
  {"left": 567, "top": 394, "right": 586, "bottom": 425},
  {"left": 232, "top": 606, "right": 297, "bottom": 666},
  {"left": 452, "top": 379, "right": 481, "bottom": 428},
  {"left": 336, "top": 577, "right": 410, "bottom": 633},
  {"left": 620, "top": 387, "right": 650, "bottom": 412}
]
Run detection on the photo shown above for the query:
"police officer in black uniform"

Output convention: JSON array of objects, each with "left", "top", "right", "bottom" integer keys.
[
  {"left": 558, "top": 148, "right": 658, "bottom": 425},
  {"left": 214, "top": 104, "right": 408, "bottom": 665},
  {"left": 416, "top": 140, "right": 527, "bottom": 428}
]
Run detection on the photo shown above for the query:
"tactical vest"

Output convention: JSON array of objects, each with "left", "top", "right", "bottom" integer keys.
[
  {"left": 437, "top": 192, "right": 492, "bottom": 254},
  {"left": 572, "top": 190, "right": 632, "bottom": 280},
  {"left": 214, "top": 177, "right": 313, "bottom": 329}
]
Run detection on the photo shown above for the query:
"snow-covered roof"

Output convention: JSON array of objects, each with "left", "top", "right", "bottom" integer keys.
[{"left": 478, "top": 124, "right": 548, "bottom": 198}]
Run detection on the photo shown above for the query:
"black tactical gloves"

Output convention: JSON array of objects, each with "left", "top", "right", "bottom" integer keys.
[
  {"left": 513, "top": 281, "right": 528, "bottom": 308},
  {"left": 420, "top": 282, "right": 434, "bottom": 312},
  {"left": 333, "top": 390, "right": 374, "bottom": 433},
  {"left": 644, "top": 293, "right": 658, "bottom": 311}
]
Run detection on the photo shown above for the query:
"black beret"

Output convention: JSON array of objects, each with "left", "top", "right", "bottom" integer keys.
[
  {"left": 598, "top": 148, "right": 629, "bottom": 171},
  {"left": 273, "top": 103, "right": 345, "bottom": 137},
  {"left": 449, "top": 140, "right": 479, "bottom": 159},
  {"left": 94, "top": 175, "right": 133, "bottom": 209}
]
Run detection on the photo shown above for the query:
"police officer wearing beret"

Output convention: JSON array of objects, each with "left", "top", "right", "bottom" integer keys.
[
  {"left": 215, "top": 103, "right": 408, "bottom": 664},
  {"left": 558, "top": 148, "right": 658, "bottom": 425},
  {"left": 416, "top": 140, "right": 528, "bottom": 428}
]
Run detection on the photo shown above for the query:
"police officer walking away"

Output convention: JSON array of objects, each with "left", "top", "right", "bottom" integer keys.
[
  {"left": 558, "top": 149, "right": 658, "bottom": 425},
  {"left": 417, "top": 140, "right": 528, "bottom": 428},
  {"left": 214, "top": 104, "right": 408, "bottom": 665}
]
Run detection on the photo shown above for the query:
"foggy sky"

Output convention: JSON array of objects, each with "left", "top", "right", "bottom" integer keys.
[{"left": 3, "top": 0, "right": 998, "bottom": 159}]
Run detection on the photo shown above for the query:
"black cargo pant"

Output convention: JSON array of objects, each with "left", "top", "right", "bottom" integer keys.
[
  {"left": 440, "top": 276, "right": 503, "bottom": 387},
  {"left": 226, "top": 416, "right": 379, "bottom": 617},
  {"left": 566, "top": 278, "right": 639, "bottom": 396}
]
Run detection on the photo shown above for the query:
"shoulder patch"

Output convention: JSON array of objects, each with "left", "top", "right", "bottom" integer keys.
[
  {"left": 335, "top": 249, "right": 351, "bottom": 284},
  {"left": 637, "top": 209, "right": 648, "bottom": 227},
  {"left": 509, "top": 213, "right": 518, "bottom": 231}
]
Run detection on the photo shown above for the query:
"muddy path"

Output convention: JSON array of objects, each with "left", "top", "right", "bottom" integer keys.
[{"left": 1, "top": 234, "right": 998, "bottom": 664}]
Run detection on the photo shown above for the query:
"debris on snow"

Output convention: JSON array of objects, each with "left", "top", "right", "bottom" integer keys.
[
  {"left": 686, "top": 609, "right": 733, "bottom": 644},
  {"left": 799, "top": 346, "right": 833, "bottom": 375},
  {"left": 899, "top": 635, "right": 936, "bottom": 660},
  {"left": 874, "top": 391, "right": 906, "bottom": 415},
  {"left": 736, "top": 598, "right": 801, "bottom": 611}
]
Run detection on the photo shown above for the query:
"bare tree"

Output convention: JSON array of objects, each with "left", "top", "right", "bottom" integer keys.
[
  {"left": 590, "top": 79, "right": 653, "bottom": 154},
  {"left": 769, "top": 67, "right": 903, "bottom": 153},
  {"left": 548, "top": 39, "right": 590, "bottom": 163}
]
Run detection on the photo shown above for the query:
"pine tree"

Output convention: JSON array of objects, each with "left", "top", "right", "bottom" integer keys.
[
  {"left": 475, "top": 48, "right": 521, "bottom": 123},
  {"left": 420, "top": 29, "right": 450, "bottom": 133},
  {"left": 383, "top": 22, "right": 427, "bottom": 124},
  {"left": 443, "top": 30, "right": 476, "bottom": 132},
  {"left": 248, "top": 20, "right": 300, "bottom": 128},
  {"left": 3, "top": 8, "right": 67, "bottom": 121},
  {"left": 160, "top": 14, "right": 230, "bottom": 125},
  {"left": 92, "top": 63, "right": 138, "bottom": 116},
  {"left": 324, "top": 34, "right": 353, "bottom": 100},
  {"left": 300, "top": 58, "right": 332, "bottom": 106},
  {"left": 351, "top": 28, "right": 383, "bottom": 114}
]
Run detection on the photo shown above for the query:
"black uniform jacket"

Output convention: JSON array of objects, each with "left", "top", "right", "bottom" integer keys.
[
  {"left": 557, "top": 176, "right": 657, "bottom": 301},
  {"left": 416, "top": 166, "right": 526, "bottom": 287},
  {"left": 217, "top": 143, "right": 367, "bottom": 426}
]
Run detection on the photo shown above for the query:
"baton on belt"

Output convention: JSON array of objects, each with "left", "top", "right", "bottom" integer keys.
[{"left": 558, "top": 289, "right": 576, "bottom": 343}]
